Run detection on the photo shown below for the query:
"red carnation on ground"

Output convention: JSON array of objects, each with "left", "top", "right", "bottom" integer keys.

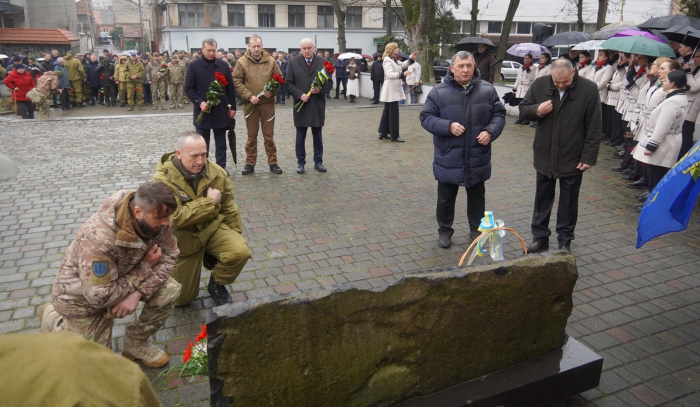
[
  {"left": 215, "top": 71, "right": 228, "bottom": 87},
  {"left": 195, "top": 324, "right": 207, "bottom": 342}
]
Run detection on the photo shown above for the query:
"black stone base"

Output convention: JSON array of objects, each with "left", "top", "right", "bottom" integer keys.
[{"left": 398, "top": 337, "right": 603, "bottom": 407}]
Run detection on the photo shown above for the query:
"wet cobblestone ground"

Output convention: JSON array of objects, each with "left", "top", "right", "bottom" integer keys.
[{"left": 0, "top": 99, "right": 698, "bottom": 406}]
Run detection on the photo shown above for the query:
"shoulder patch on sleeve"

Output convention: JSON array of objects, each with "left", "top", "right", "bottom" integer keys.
[
  {"left": 177, "top": 189, "right": 190, "bottom": 200},
  {"left": 91, "top": 256, "right": 110, "bottom": 277}
]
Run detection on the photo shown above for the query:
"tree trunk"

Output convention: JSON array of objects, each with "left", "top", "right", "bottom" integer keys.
[
  {"left": 596, "top": 0, "right": 607, "bottom": 29},
  {"left": 418, "top": 0, "right": 432, "bottom": 83},
  {"left": 470, "top": 0, "right": 478, "bottom": 37},
  {"left": 385, "top": 0, "right": 392, "bottom": 36},
  {"left": 577, "top": 0, "right": 584, "bottom": 31},
  {"left": 333, "top": 0, "right": 347, "bottom": 53},
  {"left": 493, "top": 0, "right": 520, "bottom": 82}
]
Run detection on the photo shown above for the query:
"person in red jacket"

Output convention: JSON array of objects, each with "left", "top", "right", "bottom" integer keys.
[{"left": 4, "top": 64, "right": 36, "bottom": 119}]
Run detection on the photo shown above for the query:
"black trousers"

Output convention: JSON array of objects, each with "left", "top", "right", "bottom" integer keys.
[
  {"left": 378, "top": 101, "right": 400, "bottom": 139},
  {"left": 196, "top": 126, "right": 228, "bottom": 169},
  {"left": 621, "top": 139, "right": 638, "bottom": 170},
  {"left": 60, "top": 88, "right": 71, "bottom": 108},
  {"left": 335, "top": 78, "right": 347, "bottom": 97},
  {"left": 295, "top": 126, "right": 323, "bottom": 165},
  {"left": 372, "top": 80, "right": 382, "bottom": 101},
  {"left": 17, "top": 101, "right": 34, "bottom": 119},
  {"left": 602, "top": 104, "right": 613, "bottom": 138},
  {"left": 89, "top": 86, "right": 100, "bottom": 102},
  {"left": 103, "top": 83, "right": 117, "bottom": 104},
  {"left": 531, "top": 172, "right": 583, "bottom": 247},
  {"left": 647, "top": 164, "right": 669, "bottom": 192},
  {"left": 609, "top": 110, "right": 624, "bottom": 146},
  {"left": 143, "top": 83, "right": 152, "bottom": 104},
  {"left": 680, "top": 120, "right": 695, "bottom": 160},
  {"left": 436, "top": 181, "right": 485, "bottom": 237}
]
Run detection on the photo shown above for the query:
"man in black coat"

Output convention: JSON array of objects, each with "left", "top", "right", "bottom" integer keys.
[
  {"left": 370, "top": 55, "right": 383, "bottom": 104},
  {"left": 519, "top": 59, "right": 601, "bottom": 254},
  {"left": 275, "top": 53, "right": 288, "bottom": 104},
  {"left": 285, "top": 38, "right": 333, "bottom": 174},
  {"left": 184, "top": 38, "right": 237, "bottom": 169}
]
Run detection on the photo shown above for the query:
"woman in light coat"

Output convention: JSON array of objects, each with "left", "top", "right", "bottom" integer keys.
[
  {"left": 513, "top": 53, "right": 536, "bottom": 125},
  {"left": 528, "top": 53, "right": 552, "bottom": 128},
  {"left": 680, "top": 50, "right": 700, "bottom": 159},
  {"left": 346, "top": 57, "right": 360, "bottom": 103},
  {"left": 378, "top": 43, "right": 418, "bottom": 142},
  {"left": 633, "top": 70, "right": 688, "bottom": 202},
  {"left": 577, "top": 51, "right": 594, "bottom": 80},
  {"left": 605, "top": 53, "right": 630, "bottom": 147}
]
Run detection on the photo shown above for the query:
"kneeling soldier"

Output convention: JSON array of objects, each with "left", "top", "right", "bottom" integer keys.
[
  {"left": 153, "top": 131, "right": 251, "bottom": 307},
  {"left": 40, "top": 181, "right": 181, "bottom": 368}
]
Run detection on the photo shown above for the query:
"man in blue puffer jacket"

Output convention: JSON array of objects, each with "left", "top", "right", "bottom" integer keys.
[{"left": 420, "top": 51, "right": 506, "bottom": 249}]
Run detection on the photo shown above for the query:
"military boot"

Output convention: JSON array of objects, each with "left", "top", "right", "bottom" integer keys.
[
  {"left": 162, "top": 104, "right": 167, "bottom": 110},
  {"left": 170, "top": 104, "right": 176, "bottom": 109},
  {"left": 139, "top": 105, "right": 145, "bottom": 111},
  {"left": 178, "top": 104, "right": 183, "bottom": 109},
  {"left": 152, "top": 104, "right": 158, "bottom": 110},
  {"left": 127, "top": 105, "right": 134, "bottom": 111},
  {"left": 122, "top": 337, "right": 169, "bottom": 368},
  {"left": 207, "top": 277, "right": 232, "bottom": 307},
  {"left": 39, "top": 303, "right": 60, "bottom": 332}
]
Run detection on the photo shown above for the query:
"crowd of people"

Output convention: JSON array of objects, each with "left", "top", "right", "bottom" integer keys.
[{"left": 509, "top": 44, "right": 696, "bottom": 214}]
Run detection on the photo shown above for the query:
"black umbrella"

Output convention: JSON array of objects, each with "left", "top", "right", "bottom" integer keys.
[
  {"left": 541, "top": 31, "right": 592, "bottom": 47},
  {"left": 454, "top": 37, "right": 495, "bottom": 52},
  {"left": 639, "top": 15, "right": 700, "bottom": 31},
  {"left": 227, "top": 118, "right": 237, "bottom": 168},
  {"left": 661, "top": 25, "right": 700, "bottom": 49}
]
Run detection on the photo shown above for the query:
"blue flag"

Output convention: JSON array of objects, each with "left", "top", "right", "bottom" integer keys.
[{"left": 637, "top": 140, "right": 700, "bottom": 248}]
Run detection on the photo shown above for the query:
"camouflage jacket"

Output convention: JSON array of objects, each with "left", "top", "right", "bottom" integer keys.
[
  {"left": 168, "top": 61, "right": 186, "bottom": 84},
  {"left": 146, "top": 60, "right": 169, "bottom": 83},
  {"left": 52, "top": 190, "right": 179, "bottom": 318},
  {"left": 153, "top": 153, "right": 242, "bottom": 256},
  {"left": 124, "top": 60, "right": 144, "bottom": 83},
  {"left": 36, "top": 71, "right": 60, "bottom": 97}
]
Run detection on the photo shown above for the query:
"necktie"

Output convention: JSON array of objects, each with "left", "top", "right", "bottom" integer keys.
[{"left": 306, "top": 59, "right": 312, "bottom": 71}]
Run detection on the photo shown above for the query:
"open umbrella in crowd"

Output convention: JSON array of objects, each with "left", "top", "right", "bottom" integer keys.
[{"left": 506, "top": 43, "right": 550, "bottom": 58}]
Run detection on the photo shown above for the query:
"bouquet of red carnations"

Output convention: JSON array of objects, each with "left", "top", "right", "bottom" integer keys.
[
  {"left": 196, "top": 72, "right": 227, "bottom": 125},
  {"left": 293, "top": 61, "right": 334, "bottom": 112},
  {"left": 243, "top": 73, "right": 286, "bottom": 117},
  {"left": 156, "top": 324, "right": 208, "bottom": 383},
  {"left": 158, "top": 64, "right": 167, "bottom": 77}
]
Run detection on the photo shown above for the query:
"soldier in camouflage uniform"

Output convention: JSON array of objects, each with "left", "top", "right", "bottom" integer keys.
[
  {"left": 178, "top": 50, "right": 191, "bottom": 104},
  {"left": 40, "top": 181, "right": 181, "bottom": 368},
  {"left": 168, "top": 54, "right": 186, "bottom": 109},
  {"left": 34, "top": 70, "right": 62, "bottom": 118},
  {"left": 147, "top": 53, "right": 169, "bottom": 110},
  {"left": 125, "top": 52, "right": 145, "bottom": 111},
  {"left": 63, "top": 51, "right": 86, "bottom": 107},
  {"left": 114, "top": 55, "right": 128, "bottom": 107},
  {"left": 153, "top": 132, "right": 251, "bottom": 307}
]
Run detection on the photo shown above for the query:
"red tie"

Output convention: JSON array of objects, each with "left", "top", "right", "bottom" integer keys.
[{"left": 306, "top": 59, "right": 312, "bottom": 71}]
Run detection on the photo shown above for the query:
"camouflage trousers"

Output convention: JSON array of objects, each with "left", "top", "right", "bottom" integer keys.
[
  {"left": 37, "top": 99, "right": 50, "bottom": 119},
  {"left": 69, "top": 79, "right": 83, "bottom": 103},
  {"left": 152, "top": 80, "right": 168, "bottom": 105},
  {"left": 126, "top": 82, "right": 144, "bottom": 106},
  {"left": 170, "top": 83, "right": 184, "bottom": 106},
  {"left": 171, "top": 226, "right": 251, "bottom": 306},
  {"left": 48, "top": 277, "right": 181, "bottom": 349},
  {"left": 118, "top": 83, "right": 127, "bottom": 103}
]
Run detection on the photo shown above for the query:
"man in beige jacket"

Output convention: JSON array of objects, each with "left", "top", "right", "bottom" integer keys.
[{"left": 233, "top": 34, "right": 283, "bottom": 175}]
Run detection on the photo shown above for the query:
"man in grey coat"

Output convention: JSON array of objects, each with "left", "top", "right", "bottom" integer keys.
[
  {"left": 285, "top": 38, "right": 333, "bottom": 174},
  {"left": 519, "top": 59, "right": 601, "bottom": 254}
]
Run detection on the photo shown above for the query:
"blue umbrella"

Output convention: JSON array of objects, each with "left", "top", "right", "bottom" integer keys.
[
  {"left": 506, "top": 43, "right": 550, "bottom": 58},
  {"left": 637, "top": 140, "right": 700, "bottom": 248}
]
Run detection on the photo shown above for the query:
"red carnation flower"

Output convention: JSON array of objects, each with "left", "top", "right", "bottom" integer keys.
[
  {"left": 230, "top": 67, "right": 233, "bottom": 72},
  {"left": 272, "top": 73, "right": 285, "bottom": 85},
  {"left": 214, "top": 71, "right": 228, "bottom": 86},
  {"left": 323, "top": 61, "right": 335, "bottom": 75},
  {"left": 162, "top": 64, "right": 167, "bottom": 68},
  {"left": 135, "top": 88, "right": 139, "bottom": 92}
]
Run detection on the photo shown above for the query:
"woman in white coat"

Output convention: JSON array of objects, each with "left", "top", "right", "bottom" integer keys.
[
  {"left": 577, "top": 51, "right": 594, "bottom": 80},
  {"left": 527, "top": 53, "right": 552, "bottom": 128},
  {"left": 591, "top": 50, "right": 616, "bottom": 139},
  {"left": 680, "top": 50, "right": 700, "bottom": 159},
  {"left": 633, "top": 70, "right": 688, "bottom": 209},
  {"left": 513, "top": 53, "right": 536, "bottom": 125},
  {"left": 378, "top": 43, "right": 418, "bottom": 142},
  {"left": 605, "top": 53, "right": 630, "bottom": 148}
]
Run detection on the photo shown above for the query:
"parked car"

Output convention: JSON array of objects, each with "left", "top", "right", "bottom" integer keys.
[
  {"left": 433, "top": 59, "right": 450, "bottom": 83},
  {"left": 500, "top": 61, "right": 522, "bottom": 82}
]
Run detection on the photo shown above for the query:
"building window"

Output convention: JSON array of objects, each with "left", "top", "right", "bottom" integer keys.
[
  {"left": 258, "top": 5, "right": 275, "bottom": 27},
  {"left": 347, "top": 6, "right": 362, "bottom": 28},
  {"left": 227, "top": 4, "right": 245, "bottom": 27},
  {"left": 461, "top": 20, "right": 471, "bottom": 34},
  {"left": 179, "top": 4, "right": 204, "bottom": 27},
  {"left": 487, "top": 21, "right": 502, "bottom": 33},
  {"left": 556, "top": 23, "right": 570, "bottom": 33},
  {"left": 318, "top": 6, "right": 333, "bottom": 28},
  {"left": 584, "top": 23, "right": 596, "bottom": 33},
  {"left": 383, "top": 7, "right": 403, "bottom": 30},
  {"left": 517, "top": 22, "right": 531, "bottom": 34},
  {"left": 288, "top": 5, "right": 305, "bottom": 28}
]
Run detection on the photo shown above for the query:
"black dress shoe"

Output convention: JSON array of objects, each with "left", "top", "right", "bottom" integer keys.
[
  {"left": 637, "top": 191, "right": 651, "bottom": 202},
  {"left": 626, "top": 179, "right": 647, "bottom": 189},
  {"left": 296, "top": 165, "right": 305, "bottom": 174},
  {"left": 207, "top": 278, "right": 232, "bottom": 307},
  {"left": 314, "top": 163, "right": 327, "bottom": 172},
  {"left": 372, "top": 101, "right": 379, "bottom": 104},
  {"left": 557, "top": 244, "right": 571, "bottom": 253},
  {"left": 526, "top": 240, "right": 549, "bottom": 253},
  {"left": 270, "top": 164, "right": 283, "bottom": 174},
  {"left": 611, "top": 151, "right": 624, "bottom": 159},
  {"left": 521, "top": 120, "right": 530, "bottom": 125},
  {"left": 614, "top": 144, "right": 624, "bottom": 151},
  {"left": 438, "top": 235, "right": 451, "bottom": 248},
  {"left": 622, "top": 168, "right": 632, "bottom": 175},
  {"left": 333, "top": 96, "right": 339, "bottom": 99},
  {"left": 611, "top": 166, "right": 625, "bottom": 172},
  {"left": 378, "top": 134, "right": 389, "bottom": 140},
  {"left": 604, "top": 141, "right": 613, "bottom": 146},
  {"left": 242, "top": 164, "right": 254, "bottom": 175},
  {"left": 391, "top": 137, "right": 405, "bottom": 142},
  {"left": 621, "top": 174, "right": 637, "bottom": 181},
  {"left": 635, "top": 202, "right": 644, "bottom": 208},
  {"left": 514, "top": 119, "right": 523, "bottom": 124}
]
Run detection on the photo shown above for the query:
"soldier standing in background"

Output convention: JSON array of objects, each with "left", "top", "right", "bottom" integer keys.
[
  {"left": 168, "top": 54, "right": 185, "bottom": 109},
  {"left": 178, "top": 50, "right": 191, "bottom": 105},
  {"left": 125, "top": 52, "right": 145, "bottom": 111},
  {"left": 114, "top": 55, "right": 128, "bottom": 107},
  {"left": 99, "top": 56, "right": 117, "bottom": 107},
  {"left": 40, "top": 181, "right": 181, "bottom": 368},
  {"left": 64, "top": 52, "right": 86, "bottom": 108},
  {"left": 147, "top": 53, "right": 169, "bottom": 110}
]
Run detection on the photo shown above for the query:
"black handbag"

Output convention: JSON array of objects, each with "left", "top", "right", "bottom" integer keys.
[{"left": 413, "top": 83, "right": 423, "bottom": 94}]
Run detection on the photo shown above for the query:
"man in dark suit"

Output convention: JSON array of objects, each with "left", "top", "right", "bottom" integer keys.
[
  {"left": 184, "top": 38, "right": 237, "bottom": 169},
  {"left": 285, "top": 38, "right": 333, "bottom": 174},
  {"left": 276, "top": 53, "right": 288, "bottom": 104}
]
